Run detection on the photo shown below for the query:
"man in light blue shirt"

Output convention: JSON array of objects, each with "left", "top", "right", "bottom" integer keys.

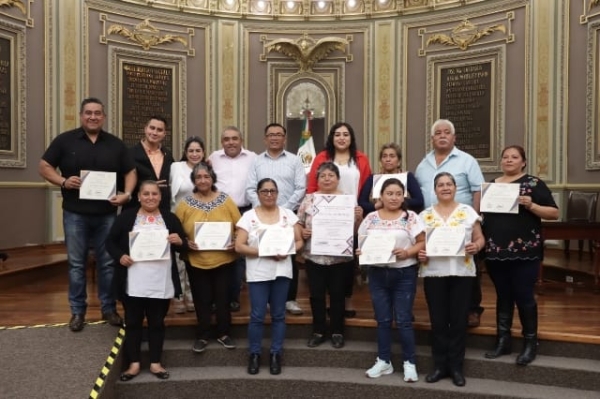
[
  {"left": 246, "top": 123, "right": 306, "bottom": 211},
  {"left": 245, "top": 123, "right": 306, "bottom": 315},
  {"left": 415, "top": 119, "right": 485, "bottom": 327},
  {"left": 415, "top": 119, "right": 484, "bottom": 209}
]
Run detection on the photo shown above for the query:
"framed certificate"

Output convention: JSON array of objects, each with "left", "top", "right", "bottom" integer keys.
[
  {"left": 258, "top": 226, "right": 296, "bottom": 256},
  {"left": 129, "top": 229, "right": 170, "bottom": 261},
  {"left": 358, "top": 234, "right": 396, "bottom": 265},
  {"left": 372, "top": 173, "right": 408, "bottom": 199},
  {"left": 194, "top": 222, "right": 232, "bottom": 250},
  {"left": 426, "top": 226, "right": 466, "bottom": 257},
  {"left": 79, "top": 170, "right": 117, "bottom": 200},
  {"left": 310, "top": 194, "right": 355, "bottom": 257},
  {"left": 480, "top": 183, "right": 520, "bottom": 214}
]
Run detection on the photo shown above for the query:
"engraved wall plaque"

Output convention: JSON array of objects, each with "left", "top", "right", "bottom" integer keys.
[
  {"left": 121, "top": 62, "right": 174, "bottom": 148},
  {"left": 439, "top": 62, "right": 492, "bottom": 159}
]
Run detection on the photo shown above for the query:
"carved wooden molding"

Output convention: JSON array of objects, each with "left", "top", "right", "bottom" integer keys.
[
  {"left": 100, "top": 14, "right": 195, "bottom": 56},
  {"left": 419, "top": 14, "right": 514, "bottom": 56},
  {"left": 261, "top": 33, "right": 351, "bottom": 73}
]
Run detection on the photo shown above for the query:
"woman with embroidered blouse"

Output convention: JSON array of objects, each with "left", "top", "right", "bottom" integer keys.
[
  {"left": 175, "top": 162, "right": 241, "bottom": 353},
  {"left": 417, "top": 172, "right": 484, "bottom": 388},
  {"left": 235, "top": 178, "right": 303, "bottom": 376},
  {"left": 107, "top": 180, "right": 187, "bottom": 381},
  {"left": 169, "top": 136, "right": 206, "bottom": 314},
  {"left": 356, "top": 178, "right": 425, "bottom": 382},
  {"left": 299, "top": 161, "right": 363, "bottom": 350},
  {"left": 481, "top": 145, "right": 558, "bottom": 366}
]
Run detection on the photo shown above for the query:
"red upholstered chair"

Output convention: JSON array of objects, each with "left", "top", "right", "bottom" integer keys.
[{"left": 563, "top": 191, "right": 599, "bottom": 258}]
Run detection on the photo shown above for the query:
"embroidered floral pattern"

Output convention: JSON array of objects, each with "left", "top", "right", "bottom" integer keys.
[{"left": 486, "top": 229, "right": 541, "bottom": 255}]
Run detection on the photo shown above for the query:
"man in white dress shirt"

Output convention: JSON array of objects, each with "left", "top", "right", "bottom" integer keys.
[
  {"left": 245, "top": 123, "right": 307, "bottom": 315},
  {"left": 209, "top": 126, "right": 257, "bottom": 312}
]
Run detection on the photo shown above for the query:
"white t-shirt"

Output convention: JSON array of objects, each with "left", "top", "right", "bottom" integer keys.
[
  {"left": 236, "top": 207, "right": 298, "bottom": 282},
  {"left": 336, "top": 161, "right": 360, "bottom": 196}
]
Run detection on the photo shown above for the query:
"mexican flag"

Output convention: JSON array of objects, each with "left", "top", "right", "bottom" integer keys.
[{"left": 297, "top": 116, "right": 316, "bottom": 174}]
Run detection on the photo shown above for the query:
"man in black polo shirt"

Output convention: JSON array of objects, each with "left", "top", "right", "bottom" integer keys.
[{"left": 39, "top": 97, "right": 137, "bottom": 332}]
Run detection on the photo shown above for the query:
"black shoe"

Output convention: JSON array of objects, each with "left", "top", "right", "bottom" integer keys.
[
  {"left": 119, "top": 372, "right": 139, "bottom": 382},
  {"left": 102, "top": 311, "right": 123, "bottom": 326},
  {"left": 425, "top": 368, "right": 447, "bottom": 383},
  {"left": 0, "top": 252, "right": 8, "bottom": 261},
  {"left": 248, "top": 353, "right": 260, "bottom": 375},
  {"left": 270, "top": 353, "right": 282, "bottom": 375},
  {"left": 151, "top": 370, "right": 170, "bottom": 380},
  {"left": 331, "top": 334, "right": 345, "bottom": 349},
  {"left": 69, "top": 314, "right": 85, "bottom": 332},
  {"left": 344, "top": 310, "right": 357, "bottom": 318},
  {"left": 230, "top": 301, "right": 241, "bottom": 312},
  {"left": 192, "top": 339, "right": 208, "bottom": 353},
  {"left": 217, "top": 335, "right": 236, "bottom": 349},
  {"left": 307, "top": 333, "right": 326, "bottom": 348},
  {"left": 451, "top": 370, "right": 466, "bottom": 387}
]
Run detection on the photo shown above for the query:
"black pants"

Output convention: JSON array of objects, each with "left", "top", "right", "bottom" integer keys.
[
  {"left": 186, "top": 261, "right": 233, "bottom": 339},
  {"left": 424, "top": 276, "right": 473, "bottom": 372},
  {"left": 305, "top": 259, "right": 353, "bottom": 335},
  {"left": 470, "top": 253, "right": 484, "bottom": 315},
  {"left": 123, "top": 296, "right": 170, "bottom": 364}
]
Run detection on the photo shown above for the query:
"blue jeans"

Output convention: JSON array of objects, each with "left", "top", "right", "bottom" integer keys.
[
  {"left": 368, "top": 265, "right": 418, "bottom": 363},
  {"left": 63, "top": 210, "right": 116, "bottom": 315},
  {"left": 247, "top": 277, "right": 290, "bottom": 355}
]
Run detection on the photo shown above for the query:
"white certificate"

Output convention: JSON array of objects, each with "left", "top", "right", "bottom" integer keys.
[
  {"left": 194, "top": 222, "right": 231, "bottom": 250},
  {"left": 258, "top": 226, "right": 296, "bottom": 256},
  {"left": 310, "top": 194, "right": 355, "bottom": 257},
  {"left": 480, "top": 183, "right": 520, "bottom": 214},
  {"left": 79, "top": 170, "right": 117, "bottom": 200},
  {"left": 426, "top": 226, "right": 466, "bottom": 257},
  {"left": 372, "top": 173, "right": 408, "bottom": 198},
  {"left": 129, "top": 229, "right": 170, "bottom": 261},
  {"left": 358, "top": 234, "right": 396, "bottom": 265}
]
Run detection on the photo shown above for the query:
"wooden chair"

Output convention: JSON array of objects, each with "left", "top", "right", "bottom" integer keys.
[{"left": 563, "top": 190, "right": 599, "bottom": 258}]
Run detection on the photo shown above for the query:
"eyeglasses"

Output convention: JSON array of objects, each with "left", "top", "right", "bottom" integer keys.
[
  {"left": 265, "top": 133, "right": 285, "bottom": 138},
  {"left": 258, "top": 189, "right": 278, "bottom": 196}
]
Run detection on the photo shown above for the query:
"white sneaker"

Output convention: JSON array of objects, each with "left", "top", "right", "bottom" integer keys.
[
  {"left": 286, "top": 300, "right": 303, "bottom": 315},
  {"left": 403, "top": 361, "right": 418, "bottom": 382},
  {"left": 365, "top": 357, "right": 394, "bottom": 378}
]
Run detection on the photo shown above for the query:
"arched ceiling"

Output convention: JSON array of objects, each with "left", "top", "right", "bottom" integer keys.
[{"left": 117, "top": 0, "right": 490, "bottom": 21}]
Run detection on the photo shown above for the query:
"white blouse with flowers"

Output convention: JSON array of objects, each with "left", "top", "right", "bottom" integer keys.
[
  {"left": 418, "top": 204, "right": 480, "bottom": 278},
  {"left": 236, "top": 207, "right": 298, "bottom": 282}
]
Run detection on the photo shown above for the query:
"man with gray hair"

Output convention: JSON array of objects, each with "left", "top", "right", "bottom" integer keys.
[
  {"left": 415, "top": 118, "right": 485, "bottom": 327},
  {"left": 209, "top": 126, "right": 257, "bottom": 312}
]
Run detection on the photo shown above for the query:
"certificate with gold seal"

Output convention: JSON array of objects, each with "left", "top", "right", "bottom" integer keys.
[
  {"left": 258, "top": 226, "right": 296, "bottom": 256},
  {"left": 194, "top": 222, "right": 232, "bottom": 250},
  {"left": 79, "top": 170, "right": 117, "bottom": 200},
  {"left": 426, "top": 226, "right": 466, "bottom": 257}
]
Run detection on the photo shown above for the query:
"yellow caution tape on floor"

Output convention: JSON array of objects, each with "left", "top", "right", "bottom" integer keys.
[{"left": 89, "top": 327, "right": 126, "bottom": 399}]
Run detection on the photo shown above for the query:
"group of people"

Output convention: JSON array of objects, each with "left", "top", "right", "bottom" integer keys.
[{"left": 40, "top": 97, "right": 558, "bottom": 385}]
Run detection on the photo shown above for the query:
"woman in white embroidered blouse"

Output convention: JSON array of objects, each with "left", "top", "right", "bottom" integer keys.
[
  {"left": 235, "top": 178, "right": 303, "bottom": 376},
  {"left": 417, "top": 172, "right": 484, "bottom": 388},
  {"left": 169, "top": 136, "right": 205, "bottom": 314},
  {"left": 357, "top": 178, "right": 425, "bottom": 382}
]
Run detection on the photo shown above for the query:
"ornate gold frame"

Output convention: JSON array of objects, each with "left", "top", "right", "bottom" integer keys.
[
  {"left": 0, "top": 20, "right": 26, "bottom": 168},
  {"left": 586, "top": 20, "right": 600, "bottom": 169}
]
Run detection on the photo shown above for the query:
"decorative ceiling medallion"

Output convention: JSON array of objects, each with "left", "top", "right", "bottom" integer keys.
[
  {"left": 107, "top": 18, "right": 187, "bottom": 51},
  {"left": 426, "top": 19, "right": 505, "bottom": 51},
  {"left": 264, "top": 33, "right": 348, "bottom": 72},
  {"left": 0, "top": 0, "right": 26, "bottom": 15}
]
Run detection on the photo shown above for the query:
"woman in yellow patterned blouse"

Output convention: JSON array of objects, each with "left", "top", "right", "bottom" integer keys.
[
  {"left": 417, "top": 172, "right": 484, "bottom": 388},
  {"left": 175, "top": 162, "right": 241, "bottom": 353}
]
